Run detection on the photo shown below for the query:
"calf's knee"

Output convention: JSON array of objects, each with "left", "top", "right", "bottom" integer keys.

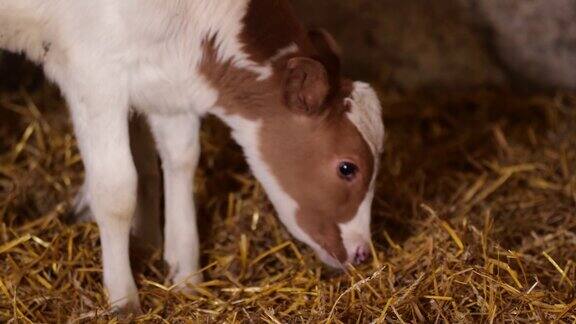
[{"left": 88, "top": 165, "right": 138, "bottom": 221}]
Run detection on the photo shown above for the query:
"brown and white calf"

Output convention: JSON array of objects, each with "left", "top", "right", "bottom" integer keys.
[{"left": 0, "top": 0, "right": 385, "bottom": 312}]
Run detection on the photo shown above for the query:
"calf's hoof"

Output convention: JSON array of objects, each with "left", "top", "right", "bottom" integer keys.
[
  {"left": 168, "top": 266, "right": 204, "bottom": 294},
  {"left": 109, "top": 298, "right": 143, "bottom": 319}
]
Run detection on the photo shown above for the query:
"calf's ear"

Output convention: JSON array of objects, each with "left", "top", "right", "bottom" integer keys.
[
  {"left": 308, "top": 29, "right": 341, "bottom": 75},
  {"left": 308, "top": 29, "right": 341, "bottom": 60},
  {"left": 284, "top": 57, "right": 330, "bottom": 114}
]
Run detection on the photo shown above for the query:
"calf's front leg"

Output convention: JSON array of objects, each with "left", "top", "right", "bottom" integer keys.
[
  {"left": 149, "top": 113, "right": 202, "bottom": 289},
  {"left": 73, "top": 115, "right": 162, "bottom": 250},
  {"left": 63, "top": 72, "right": 140, "bottom": 313}
]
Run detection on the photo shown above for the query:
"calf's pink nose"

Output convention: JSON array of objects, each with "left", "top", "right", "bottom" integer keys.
[{"left": 352, "top": 245, "right": 371, "bottom": 265}]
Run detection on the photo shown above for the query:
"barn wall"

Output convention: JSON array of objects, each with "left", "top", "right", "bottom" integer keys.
[{"left": 292, "top": 0, "right": 576, "bottom": 90}]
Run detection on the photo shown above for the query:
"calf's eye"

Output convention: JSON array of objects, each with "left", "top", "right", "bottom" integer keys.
[{"left": 338, "top": 161, "right": 359, "bottom": 181}]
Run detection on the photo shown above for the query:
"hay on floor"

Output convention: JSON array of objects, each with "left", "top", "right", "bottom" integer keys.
[{"left": 1, "top": 83, "right": 575, "bottom": 322}]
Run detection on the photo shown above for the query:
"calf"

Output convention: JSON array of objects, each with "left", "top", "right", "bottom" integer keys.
[{"left": 0, "top": 0, "right": 385, "bottom": 313}]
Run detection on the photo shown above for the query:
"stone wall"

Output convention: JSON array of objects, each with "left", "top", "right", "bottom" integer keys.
[
  {"left": 472, "top": 0, "right": 576, "bottom": 89},
  {"left": 292, "top": 0, "right": 576, "bottom": 90}
]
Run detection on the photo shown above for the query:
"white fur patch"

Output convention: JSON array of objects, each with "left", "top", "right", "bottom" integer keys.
[
  {"left": 251, "top": 43, "right": 299, "bottom": 81},
  {"left": 270, "top": 43, "right": 299, "bottom": 62},
  {"left": 345, "top": 82, "right": 385, "bottom": 156},
  {"left": 338, "top": 183, "right": 374, "bottom": 262},
  {"left": 340, "top": 82, "right": 384, "bottom": 264}
]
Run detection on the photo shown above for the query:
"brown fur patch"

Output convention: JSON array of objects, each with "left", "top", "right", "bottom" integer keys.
[{"left": 241, "top": 0, "right": 313, "bottom": 63}]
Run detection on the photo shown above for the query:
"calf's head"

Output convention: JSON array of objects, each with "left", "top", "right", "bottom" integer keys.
[
  {"left": 258, "top": 75, "right": 384, "bottom": 268},
  {"left": 211, "top": 31, "right": 384, "bottom": 268}
]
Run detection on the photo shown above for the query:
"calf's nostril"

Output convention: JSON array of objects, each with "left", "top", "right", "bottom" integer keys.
[{"left": 353, "top": 246, "right": 371, "bottom": 265}]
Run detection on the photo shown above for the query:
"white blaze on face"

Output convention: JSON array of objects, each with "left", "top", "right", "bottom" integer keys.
[
  {"left": 339, "top": 190, "right": 374, "bottom": 262},
  {"left": 340, "top": 81, "right": 385, "bottom": 263},
  {"left": 345, "top": 82, "right": 385, "bottom": 156}
]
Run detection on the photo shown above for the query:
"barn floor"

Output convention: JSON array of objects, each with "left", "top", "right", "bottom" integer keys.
[{"left": 1, "top": 81, "right": 575, "bottom": 322}]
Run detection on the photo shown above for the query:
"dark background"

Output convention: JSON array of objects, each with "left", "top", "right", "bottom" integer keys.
[
  {"left": 2, "top": 0, "right": 576, "bottom": 91},
  {"left": 292, "top": 0, "right": 576, "bottom": 90}
]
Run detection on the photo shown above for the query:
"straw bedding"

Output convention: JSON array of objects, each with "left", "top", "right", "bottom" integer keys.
[{"left": 1, "top": 80, "right": 575, "bottom": 322}]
